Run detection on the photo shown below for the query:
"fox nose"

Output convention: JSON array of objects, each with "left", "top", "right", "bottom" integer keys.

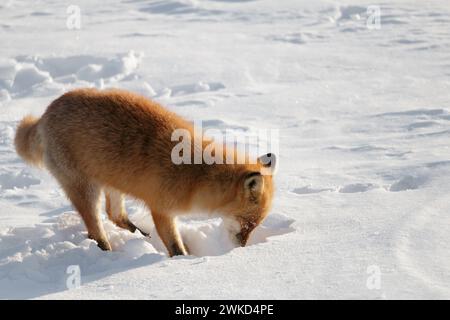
[{"left": 235, "top": 232, "right": 248, "bottom": 247}]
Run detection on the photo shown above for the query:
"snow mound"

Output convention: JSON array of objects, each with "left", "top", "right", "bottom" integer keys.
[
  {"left": 0, "top": 51, "right": 143, "bottom": 98},
  {"left": 131, "top": 209, "right": 294, "bottom": 256},
  {"left": 0, "top": 212, "right": 163, "bottom": 298},
  {"left": 0, "top": 210, "right": 294, "bottom": 298},
  {"left": 0, "top": 59, "right": 17, "bottom": 89},
  {"left": 12, "top": 64, "right": 52, "bottom": 94}
]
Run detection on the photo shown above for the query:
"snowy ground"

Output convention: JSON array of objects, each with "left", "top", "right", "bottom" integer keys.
[{"left": 1, "top": 0, "right": 450, "bottom": 299}]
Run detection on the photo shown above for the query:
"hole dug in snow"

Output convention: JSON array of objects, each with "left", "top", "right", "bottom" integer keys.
[{"left": 132, "top": 210, "right": 295, "bottom": 256}]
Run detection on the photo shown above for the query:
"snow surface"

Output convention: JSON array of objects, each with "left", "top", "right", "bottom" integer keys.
[{"left": 1, "top": 0, "right": 450, "bottom": 299}]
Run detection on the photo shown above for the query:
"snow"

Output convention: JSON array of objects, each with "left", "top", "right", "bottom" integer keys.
[{"left": 1, "top": 0, "right": 450, "bottom": 299}]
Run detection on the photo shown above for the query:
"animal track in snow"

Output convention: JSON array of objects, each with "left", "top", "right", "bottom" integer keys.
[
  {"left": 139, "top": 1, "right": 223, "bottom": 17},
  {"left": 376, "top": 108, "right": 449, "bottom": 118},
  {"left": 0, "top": 170, "right": 40, "bottom": 190},
  {"left": 167, "top": 81, "right": 225, "bottom": 97},
  {"left": 335, "top": 5, "right": 367, "bottom": 22},
  {"left": 326, "top": 144, "right": 387, "bottom": 153},
  {"left": 389, "top": 175, "right": 428, "bottom": 192},
  {"left": 292, "top": 185, "right": 334, "bottom": 195},
  {"left": 202, "top": 118, "right": 249, "bottom": 132},
  {"left": 292, "top": 183, "right": 379, "bottom": 195},
  {"left": 338, "top": 183, "right": 378, "bottom": 193},
  {"left": 372, "top": 108, "right": 450, "bottom": 138}
]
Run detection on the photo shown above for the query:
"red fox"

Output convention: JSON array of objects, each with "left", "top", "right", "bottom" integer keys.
[{"left": 14, "top": 88, "right": 276, "bottom": 256}]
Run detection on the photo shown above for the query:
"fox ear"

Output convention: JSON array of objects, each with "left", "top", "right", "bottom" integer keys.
[
  {"left": 244, "top": 172, "right": 264, "bottom": 199},
  {"left": 258, "top": 153, "right": 277, "bottom": 175}
]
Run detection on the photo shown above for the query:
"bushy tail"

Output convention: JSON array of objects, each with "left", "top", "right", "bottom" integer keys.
[{"left": 14, "top": 115, "right": 44, "bottom": 167}]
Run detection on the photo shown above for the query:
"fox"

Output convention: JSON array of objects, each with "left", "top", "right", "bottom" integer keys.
[{"left": 14, "top": 88, "right": 277, "bottom": 256}]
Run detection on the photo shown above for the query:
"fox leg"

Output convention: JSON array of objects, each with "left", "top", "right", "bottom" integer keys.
[
  {"left": 44, "top": 150, "right": 110, "bottom": 250},
  {"left": 152, "top": 211, "right": 187, "bottom": 257},
  {"left": 104, "top": 188, "right": 149, "bottom": 236},
  {"left": 61, "top": 179, "right": 111, "bottom": 251}
]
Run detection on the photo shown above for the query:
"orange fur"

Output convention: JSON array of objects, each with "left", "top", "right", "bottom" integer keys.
[
  {"left": 14, "top": 115, "right": 43, "bottom": 167},
  {"left": 14, "top": 88, "right": 275, "bottom": 256}
]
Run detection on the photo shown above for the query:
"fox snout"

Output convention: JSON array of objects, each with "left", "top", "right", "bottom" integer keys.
[
  {"left": 236, "top": 220, "right": 257, "bottom": 247},
  {"left": 235, "top": 232, "right": 248, "bottom": 247}
]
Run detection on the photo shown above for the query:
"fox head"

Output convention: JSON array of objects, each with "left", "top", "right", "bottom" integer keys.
[{"left": 220, "top": 153, "right": 277, "bottom": 247}]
